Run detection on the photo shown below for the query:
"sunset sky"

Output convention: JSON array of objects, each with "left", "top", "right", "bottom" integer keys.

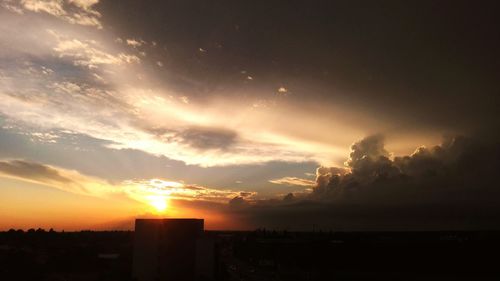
[{"left": 0, "top": 0, "right": 499, "bottom": 230}]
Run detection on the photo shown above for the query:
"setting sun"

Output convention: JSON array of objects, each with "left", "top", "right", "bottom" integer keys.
[{"left": 148, "top": 195, "right": 168, "bottom": 213}]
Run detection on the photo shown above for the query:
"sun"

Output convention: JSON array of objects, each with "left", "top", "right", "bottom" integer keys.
[{"left": 148, "top": 195, "right": 168, "bottom": 213}]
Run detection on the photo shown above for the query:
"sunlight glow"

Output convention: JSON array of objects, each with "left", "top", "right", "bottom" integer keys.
[{"left": 148, "top": 195, "right": 168, "bottom": 213}]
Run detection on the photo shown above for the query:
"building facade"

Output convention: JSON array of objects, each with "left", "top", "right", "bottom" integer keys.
[{"left": 132, "top": 218, "right": 214, "bottom": 281}]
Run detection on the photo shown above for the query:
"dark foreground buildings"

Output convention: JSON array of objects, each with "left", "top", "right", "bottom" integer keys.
[
  {"left": 2, "top": 228, "right": 500, "bottom": 280},
  {"left": 132, "top": 218, "right": 215, "bottom": 281}
]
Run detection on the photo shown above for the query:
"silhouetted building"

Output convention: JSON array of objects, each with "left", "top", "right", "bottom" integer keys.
[{"left": 132, "top": 218, "right": 215, "bottom": 281}]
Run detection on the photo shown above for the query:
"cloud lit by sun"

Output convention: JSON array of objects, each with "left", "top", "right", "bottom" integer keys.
[
  {"left": 139, "top": 180, "right": 180, "bottom": 213},
  {"left": 116, "top": 178, "right": 247, "bottom": 214}
]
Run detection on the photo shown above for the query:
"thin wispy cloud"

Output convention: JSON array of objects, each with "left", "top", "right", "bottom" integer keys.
[{"left": 269, "top": 176, "right": 315, "bottom": 187}]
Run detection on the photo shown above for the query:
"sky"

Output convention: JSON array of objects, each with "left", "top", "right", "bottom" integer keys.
[{"left": 0, "top": 0, "right": 499, "bottom": 231}]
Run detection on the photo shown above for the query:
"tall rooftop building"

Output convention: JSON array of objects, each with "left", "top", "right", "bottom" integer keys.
[{"left": 132, "top": 218, "right": 214, "bottom": 281}]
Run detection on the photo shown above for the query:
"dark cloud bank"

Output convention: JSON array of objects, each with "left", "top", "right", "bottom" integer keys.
[{"left": 223, "top": 135, "right": 500, "bottom": 230}]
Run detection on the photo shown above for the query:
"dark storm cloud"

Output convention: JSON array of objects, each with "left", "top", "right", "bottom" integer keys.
[
  {"left": 0, "top": 160, "right": 73, "bottom": 184},
  {"left": 224, "top": 135, "right": 500, "bottom": 230},
  {"left": 311, "top": 135, "right": 498, "bottom": 203},
  {"left": 176, "top": 127, "right": 238, "bottom": 150},
  {"left": 97, "top": 0, "right": 500, "bottom": 133}
]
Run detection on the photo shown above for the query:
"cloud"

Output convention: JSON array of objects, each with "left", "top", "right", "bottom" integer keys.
[
  {"left": 68, "top": 0, "right": 99, "bottom": 10},
  {"left": 49, "top": 30, "right": 140, "bottom": 68},
  {"left": 0, "top": 1, "right": 361, "bottom": 168},
  {"left": 0, "top": 159, "right": 111, "bottom": 196},
  {"left": 0, "top": 7, "right": 318, "bottom": 167},
  {"left": 2, "top": 133, "right": 499, "bottom": 230},
  {"left": 346, "top": 134, "right": 389, "bottom": 167},
  {"left": 20, "top": 0, "right": 66, "bottom": 16},
  {"left": 121, "top": 178, "right": 246, "bottom": 204},
  {"left": 311, "top": 135, "right": 500, "bottom": 204},
  {"left": 126, "top": 38, "right": 144, "bottom": 48},
  {"left": 283, "top": 192, "right": 295, "bottom": 201},
  {"left": 175, "top": 127, "right": 238, "bottom": 150},
  {"left": 17, "top": 0, "right": 102, "bottom": 28},
  {"left": 222, "top": 135, "right": 500, "bottom": 230},
  {"left": 0, "top": 159, "right": 73, "bottom": 184},
  {"left": 228, "top": 196, "right": 249, "bottom": 208},
  {"left": 269, "top": 176, "right": 315, "bottom": 187},
  {"left": 0, "top": 158, "right": 255, "bottom": 210}
]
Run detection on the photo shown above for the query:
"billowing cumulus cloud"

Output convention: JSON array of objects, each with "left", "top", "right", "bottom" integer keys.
[
  {"left": 225, "top": 135, "right": 500, "bottom": 230},
  {"left": 310, "top": 135, "right": 500, "bottom": 205}
]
